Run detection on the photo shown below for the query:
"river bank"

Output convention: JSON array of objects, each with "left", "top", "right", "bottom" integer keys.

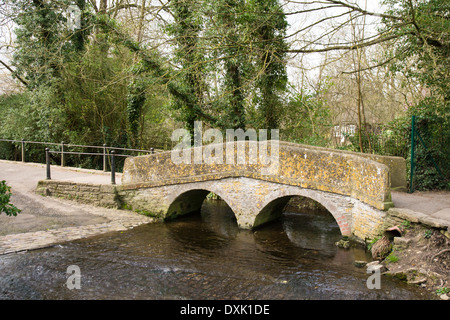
[
  {"left": 378, "top": 192, "right": 450, "bottom": 299},
  {"left": 374, "top": 222, "right": 449, "bottom": 299},
  {"left": 287, "top": 195, "right": 450, "bottom": 300}
]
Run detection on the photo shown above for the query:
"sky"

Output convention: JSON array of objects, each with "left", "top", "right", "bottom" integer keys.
[
  {"left": 0, "top": 0, "right": 386, "bottom": 94},
  {"left": 285, "top": 0, "right": 385, "bottom": 89}
]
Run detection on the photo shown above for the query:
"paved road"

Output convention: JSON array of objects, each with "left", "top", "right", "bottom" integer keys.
[
  {"left": 0, "top": 159, "right": 121, "bottom": 188},
  {"left": 0, "top": 160, "right": 151, "bottom": 254},
  {"left": 391, "top": 190, "right": 450, "bottom": 222},
  {"left": 0, "top": 160, "right": 448, "bottom": 254}
]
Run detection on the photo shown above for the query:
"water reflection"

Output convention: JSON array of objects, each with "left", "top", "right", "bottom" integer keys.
[{"left": 0, "top": 199, "right": 436, "bottom": 300}]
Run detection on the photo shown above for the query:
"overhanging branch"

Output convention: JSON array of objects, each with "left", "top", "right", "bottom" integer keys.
[
  {"left": 0, "top": 59, "right": 29, "bottom": 87},
  {"left": 285, "top": 34, "right": 402, "bottom": 53}
]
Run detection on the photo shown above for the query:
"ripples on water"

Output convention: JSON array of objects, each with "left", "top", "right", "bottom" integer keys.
[{"left": 0, "top": 199, "right": 435, "bottom": 300}]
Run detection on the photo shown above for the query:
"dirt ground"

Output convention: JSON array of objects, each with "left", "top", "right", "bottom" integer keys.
[{"left": 377, "top": 224, "right": 450, "bottom": 298}]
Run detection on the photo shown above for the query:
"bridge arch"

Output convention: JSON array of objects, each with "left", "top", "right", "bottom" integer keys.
[
  {"left": 254, "top": 189, "right": 352, "bottom": 236},
  {"left": 161, "top": 179, "right": 352, "bottom": 236},
  {"left": 165, "top": 187, "right": 239, "bottom": 223}
]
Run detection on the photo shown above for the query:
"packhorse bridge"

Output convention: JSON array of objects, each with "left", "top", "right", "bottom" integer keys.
[{"left": 38, "top": 141, "right": 407, "bottom": 240}]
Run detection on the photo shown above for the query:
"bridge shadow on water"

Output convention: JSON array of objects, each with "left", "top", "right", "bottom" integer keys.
[{"left": 166, "top": 195, "right": 364, "bottom": 262}]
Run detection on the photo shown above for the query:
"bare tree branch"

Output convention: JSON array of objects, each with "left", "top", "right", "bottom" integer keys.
[
  {"left": 323, "top": 0, "right": 404, "bottom": 21},
  {"left": 285, "top": 33, "right": 402, "bottom": 53},
  {"left": 0, "top": 59, "right": 28, "bottom": 87}
]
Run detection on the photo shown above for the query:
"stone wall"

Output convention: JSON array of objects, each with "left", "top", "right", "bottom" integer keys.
[
  {"left": 290, "top": 143, "right": 407, "bottom": 191},
  {"left": 351, "top": 200, "right": 387, "bottom": 240},
  {"left": 121, "top": 141, "right": 395, "bottom": 211},
  {"left": 36, "top": 180, "right": 119, "bottom": 209},
  {"left": 117, "top": 177, "right": 388, "bottom": 239}
]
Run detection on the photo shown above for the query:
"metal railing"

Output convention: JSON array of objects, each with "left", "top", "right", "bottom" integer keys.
[{"left": 0, "top": 138, "right": 161, "bottom": 184}]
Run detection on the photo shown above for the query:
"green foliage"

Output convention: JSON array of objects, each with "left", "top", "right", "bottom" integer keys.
[
  {"left": 341, "top": 98, "right": 449, "bottom": 190},
  {"left": 5, "top": 0, "right": 291, "bottom": 154},
  {"left": 206, "top": 192, "right": 220, "bottom": 200},
  {"left": 379, "top": 0, "right": 449, "bottom": 190},
  {"left": 401, "top": 220, "right": 412, "bottom": 229},
  {"left": 2, "top": 0, "right": 173, "bottom": 167},
  {"left": 386, "top": 251, "right": 399, "bottom": 263},
  {"left": 165, "top": 0, "right": 289, "bottom": 133},
  {"left": 207, "top": 0, "right": 247, "bottom": 130},
  {"left": 0, "top": 181, "right": 21, "bottom": 216},
  {"left": 0, "top": 87, "right": 66, "bottom": 163},
  {"left": 281, "top": 84, "right": 332, "bottom": 146},
  {"left": 166, "top": 0, "right": 208, "bottom": 134},
  {"left": 245, "top": 0, "right": 288, "bottom": 130},
  {"left": 436, "top": 287, "right": 450, "bottom": 296},
  {"left": 408, "top": 99, "right": 449, "bottom": 190},
  {"left": 11, "top": 0, "right": 87, "bottom": 87},
  {"left": 423, "top": 229, "right": 433, "bottom": 239},
  {"left": 58, "top": 40, "right": 131, "bottom": 148},
  {"left": 382, "top": 0, "right": 450, "bottom": 100},
  {"left": 367, "top": 236, "right": 380, "bottom": 252},
  {"left": 370, "top": 98, "right": 450, "bottom": 191},
  {"left": 336, "top": 0, "right": 450, "bottom": 190}
]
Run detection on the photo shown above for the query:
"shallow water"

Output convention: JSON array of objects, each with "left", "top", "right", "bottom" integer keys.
[{"left": 0, "top": 200, "right": 435, "bottom": 300}]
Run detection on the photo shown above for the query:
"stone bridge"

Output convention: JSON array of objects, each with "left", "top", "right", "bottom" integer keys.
[{"left": 114, "top": 141, "right": 406, "bottom": 240}]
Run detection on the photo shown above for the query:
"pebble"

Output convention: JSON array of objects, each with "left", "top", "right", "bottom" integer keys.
[{"left": 354, "top": 260, "right": 367, "bottom": 268}]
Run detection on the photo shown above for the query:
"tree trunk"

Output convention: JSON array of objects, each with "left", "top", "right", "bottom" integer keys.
[{"left": 137, "top": 0, "right": 146, "bottom": 43}]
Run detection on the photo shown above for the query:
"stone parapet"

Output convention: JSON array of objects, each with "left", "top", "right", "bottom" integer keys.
[{"left": 122, "top": 141, "right": 396, "bottom": 210}]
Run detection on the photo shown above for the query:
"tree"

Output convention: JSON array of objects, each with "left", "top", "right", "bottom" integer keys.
[
  {"left": 166, "top": 0, "right": 210, "bottom": 135},
  {"left": 281, "top": 84, "right": 332, "bottom": 146},
  {"left": 284, "top": 0, "right": 448, "bottom": 99},
  {"left": 381, "top": 0, "right": 449, "bottom": 102},
  {"left": 381, "top": 0, "right": 449, "bottom": 189},
  {"left": 246, "top": 0, "right": 288, "bottom": 131},
  {"left": 208, "top": 0, "right": 247, "bottom": 130},
  {"left": 4, "top": 0, "right": 174, "bottom": 156},
  {"left": 162, "top": 0, "right": 289, "bottom": 134},
  {"left": 11, "top": 0, "right": 68, "bottom": 87}
]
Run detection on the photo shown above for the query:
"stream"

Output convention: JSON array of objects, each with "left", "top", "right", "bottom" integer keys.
[{"left": 0, "top": 199, "right": 435, "bottom": 300}]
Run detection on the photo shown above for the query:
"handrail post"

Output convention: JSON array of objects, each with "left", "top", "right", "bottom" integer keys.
[
  {"left": 110, "top": 150, "right": 116, "bottom": 185},
  {"left": 21, "top": 139, "right": 25, "bottom": 162},
  {"left": 103, "top": 144, "right": 107, "bottom": 172},
  {"left": 45, "top": 148, "right": 51, "bottom": 180},
  {"left": 61, "top": 141, "right": 65, "bottom": 167}
]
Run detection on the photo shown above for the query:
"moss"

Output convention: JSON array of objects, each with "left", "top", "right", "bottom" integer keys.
[
  {"left": 134, "top": 209, "right": 161, "bottom": 218},
  {"left": 120, "top": 203, "right": 133, "bottom": 211},
  {"left": 386, "top": 251, "right": 399, "bottom": 263},
  {"left": 390, "top": 271, "right": 408, "bottom": 281}
]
